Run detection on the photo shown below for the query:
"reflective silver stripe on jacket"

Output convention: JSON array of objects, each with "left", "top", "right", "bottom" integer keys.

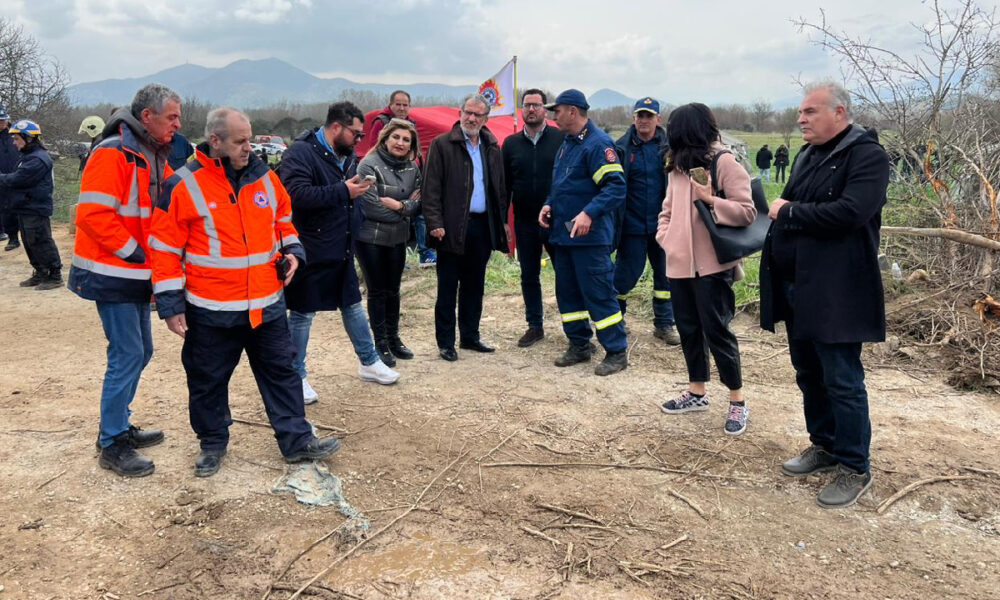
[
  {"left": 185, "top": 288, "right": 283, "bottom": 311},
  {"left": 149, "top": 235, "right": 184, "bottom": 256},
  {"left": 71, "top": 255, "right": 151, "bottom": 280},
  {"left": 176, "top": 166, "right": 222, "bottom": 257},
  {"left": 153, "top": 278, "right": 184, "bottom": 293},
  {"left": 261, "top": 174, "right": 278, "bottom": 220},
  {"left": 281, "top": 234, "right": 300, "bottom": 247},
  {"left": 78, "top": 191, "right": 118, "bottom": 208},
  {"left": 183, "top": 249, "right": 277, "bottom": 269},
  {"left": 114, "top": 237, "right": 138, "bottom": 260}
]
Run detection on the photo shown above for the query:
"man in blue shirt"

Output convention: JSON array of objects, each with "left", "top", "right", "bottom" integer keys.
[
  {"left": 539, "top": 90, "right": 628, "bottom": 375},
  {"left": 613, "top": 97, "right": 679, "bottom": 345}
]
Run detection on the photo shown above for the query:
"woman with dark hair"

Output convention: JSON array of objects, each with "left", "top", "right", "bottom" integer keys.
[
  {"left": 654, "top": 103, "right": 756, "bottom": 435},
  {"left": 355, "top": 118, "right": 423, "bottom": 366},
  {"left": 0, "top": 119, "right": 62, "bottom": 290}
]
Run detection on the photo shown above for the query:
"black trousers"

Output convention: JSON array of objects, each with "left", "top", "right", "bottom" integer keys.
[
  {"left": 671, "top": 270, "right": 743, "bottom": 390},
  {"left": 434, "top": 213, "right": 493, "bottom": 349},
  {"left": 355, "top": 240, "right": 407, "bottom": 342},
  {"left": 18, "top": 214, "right": 61, "bottom": 271},
  {"left": 181, "top": 315, "right": 313, "bottom": 456},
  {"left": 1, "top": 212, "right": 18, "bottom": 242}
]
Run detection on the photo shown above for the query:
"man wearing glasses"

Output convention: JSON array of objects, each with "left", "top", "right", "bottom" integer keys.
[
  {"left": 502, "top": 89, "right": 563, "bottom": 347},
  {"left": 279, "top": 101, "right": 400, "bottom": 405},
  {"left": 422, "top": 94, "right": 508, "bottom": 361}
]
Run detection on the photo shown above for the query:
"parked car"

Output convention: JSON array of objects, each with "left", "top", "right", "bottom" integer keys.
[{"left": 261, "top": 143, "right": 286, "bottom": 156}]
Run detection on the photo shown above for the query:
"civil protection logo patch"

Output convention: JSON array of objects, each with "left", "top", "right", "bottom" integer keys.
[{"left": 253, "top": 191, "right": 270, "bottom": 208}]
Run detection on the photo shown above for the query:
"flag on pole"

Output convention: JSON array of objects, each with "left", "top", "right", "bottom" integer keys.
[{"left": 478, "top": 58, "right": 516, "bottom": 117}]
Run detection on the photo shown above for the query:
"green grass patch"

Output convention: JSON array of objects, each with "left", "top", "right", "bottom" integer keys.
[{"left": 52, "top": 157, "right": 81, "bottom": 222}]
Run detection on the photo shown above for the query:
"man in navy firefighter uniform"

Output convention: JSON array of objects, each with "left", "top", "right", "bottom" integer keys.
[
  {"left": 539, "top": 90, "right": 628, "bottom": 376},
  {"left": 613, "top": 97, "right": 680, "bottom": 345}
]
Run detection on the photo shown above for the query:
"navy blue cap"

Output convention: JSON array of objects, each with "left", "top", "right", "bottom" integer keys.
[
  {"left": 0, "top": 106, "right": 9, "bottom": 120},
  {"left": 545, "top": 89, "right": 590, "bottom": 111},
  {"left": 633, "top": 97, "right": 659, "bottom": 114}
]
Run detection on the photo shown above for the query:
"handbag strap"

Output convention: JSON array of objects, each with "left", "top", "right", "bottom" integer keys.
[{"left": 709, "top": 150, "right": 732, "bottom": 199}]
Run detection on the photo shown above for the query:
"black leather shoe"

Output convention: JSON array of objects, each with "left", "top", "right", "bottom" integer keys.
[
  {"left": 128, "top": 425, "right": 164, "bottom": 448},
  {"left": 375, "top": 341, "right": 396, "bottom": 367},
  {"left": 554, "top": 343, "right": 595, "bottom": 367},
  {"left": 194, "top": 448, "right": 227, "bottom": 477},
  {"left": 99, "top": 433, "right": 154, "bottom": 478},
  {"left": 388, "top": 337, "right": 414, "bottom": 360},
  {"left": 517, "top": 328, "right": 545, "bottom": 348},
  {"left": 439, "top": 347, "right": 458, "bottom": 361},
  {"left": 284, "top": 437, "right": 341, "bottom": 463},
  {"left": 4, "top": 241, "right": 19, "bottom": 252},
  {"left": 459, "top": 339, "right": 495, "bottom": 353},
  {"left": 594, "top": 350, "right": 628, "bottom": 376}
]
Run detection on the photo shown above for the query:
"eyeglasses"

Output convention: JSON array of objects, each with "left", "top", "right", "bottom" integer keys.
[
  {"left": 339, "top": 122, "right": 365, "bottom": 140},
  {"left": 462, "top": 109, "right": 488, "bottom": 120},
  {"left": 522, "top": 103, "right": 544, "bottom": 110}
]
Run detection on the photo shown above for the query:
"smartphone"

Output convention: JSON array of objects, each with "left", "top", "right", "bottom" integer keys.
[
  {"left": 362, "top": 174, "right": 376, "bottom": 183},
  {"left": 564, "top": 220, "right": 575, "bottom": 233},
  {"left": 689, "top": 167, "right": 708, "bottom": 186}
]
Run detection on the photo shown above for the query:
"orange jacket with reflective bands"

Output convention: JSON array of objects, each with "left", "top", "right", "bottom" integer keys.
[
  {"left": 149, "top": 149, "right": 302, "bottom": 328},
  {"left": 68, "top": 123, "right": 170, "bottom": 302}
]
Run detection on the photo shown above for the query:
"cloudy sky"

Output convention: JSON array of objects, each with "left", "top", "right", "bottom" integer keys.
[{"left": 8, "top": 0, "right": 985, "bottom": 106}]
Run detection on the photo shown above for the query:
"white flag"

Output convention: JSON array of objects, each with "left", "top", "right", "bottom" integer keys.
[{"left": 478, "top": 59, "right": 515, "bottom": 117}]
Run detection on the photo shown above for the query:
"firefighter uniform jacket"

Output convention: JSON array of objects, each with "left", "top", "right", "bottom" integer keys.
[
  {"left": 545, "top": 120, "right": 626, "bottom": 247},
  {"left": 69, "top": 122, "right": 170, "bottom": 302},
  {"left": 149, "top": 148, "right": 304, "bottom": 328}
]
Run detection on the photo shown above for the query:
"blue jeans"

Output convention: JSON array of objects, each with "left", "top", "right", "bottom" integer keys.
[
  {"left": 784, "top": 283, "right": 871, "bottom": 473},
  {"left": 288, "top": 302, "right": 379, "bottom": 377},
  {"left": 759, "top": 167, "right": 771, "bottom": 183},
  {"left": 514, "top": 221, "right": 554, "bottom": 329},
  {"left": 96, "top": 301, "right": 154, "bottom": 448},
  {"left": 414, "top": 214, "right": 435, "bottom": 261}
]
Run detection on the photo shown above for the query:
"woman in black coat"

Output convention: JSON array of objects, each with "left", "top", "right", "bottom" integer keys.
[{"left": 774, "top": 145, "right": 790, "bottom": 183}]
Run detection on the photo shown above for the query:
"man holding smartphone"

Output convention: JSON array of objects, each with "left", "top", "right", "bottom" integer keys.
[{"left": 539, "top": 89, "right": 628, "bottom": 375}]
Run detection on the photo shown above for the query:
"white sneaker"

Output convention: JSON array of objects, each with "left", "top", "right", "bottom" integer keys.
[
  {"left": 302, "top": 377, "right": 319, "bottom": 405},
  {"left": 359, "top": 360, "right": 400, "bottom": 385}
]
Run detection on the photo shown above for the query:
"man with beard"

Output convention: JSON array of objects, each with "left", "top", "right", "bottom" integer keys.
[
  {"left": 502, "top": 89, "right": 562, "bottom": 347},
  {"left": 422, "top": 94, "right": 508, "bottom": 361},
  {"left": 280, "top": 101, "right": 399, "bottom": 405}
]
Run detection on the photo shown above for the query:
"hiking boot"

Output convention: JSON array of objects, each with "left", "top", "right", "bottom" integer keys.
[
  {"left": 194, "top": 449, "right": 227, "bottom": 478},
  {"left": 517, "top": 327, "right": 545, "bottom": 348},
  {"left": 98, "top": 433, "right": 154, "bottom": 478},
  {"left": 594, "top": 350, "right": 628, "bottom": 376},
  {"left": 724, "top": 403, "right": 749, "bottom": 435},
  {"left": 35, "top": 269, "right": 64, "bottom": 291},
  {"left": 781, "top": 445, "right": 839, "bottom": 477},
  {"left": 653, "top": 325, "right": 681, "bottom": 345},
  {"left": 375, "top": 340, "right": 397, "bottom": 367},
  {"left": 284, "top": 436, "right": 341, "bottom": 463},
  {"left": 660, "top": 390, "right": 710, "bottom": 414},
  {"left": 554, "top": 342, "right": 594, "bottom": 367},
  {"left": 817, "top": 464, "right": 873, "bottom": 509},
  {"left": 19, "top": 270, "right": 44, "bottom": 287},
  {"left": 388, "top": 336, "right": 414, "bottom": 360},
  {"left": 302, "top": 377, "right": 318, "bottom": 405},
  {"left": 359, "top": 360, "right": 400, "bottom": 385}
]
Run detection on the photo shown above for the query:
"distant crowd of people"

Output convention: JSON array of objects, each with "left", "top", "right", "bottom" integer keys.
[{"left": 0, "top": 78, "right": 890, "bottom": 509}]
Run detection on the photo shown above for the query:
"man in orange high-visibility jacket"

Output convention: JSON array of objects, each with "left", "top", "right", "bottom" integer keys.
[
  {"left": 69, "top": 83, "right": 181, "bottom": 479},
  {"left": 149, "top": 107, "right": 340, "bottom": 478}
]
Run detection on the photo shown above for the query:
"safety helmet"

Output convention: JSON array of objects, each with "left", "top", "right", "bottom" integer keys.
[
  {"left": 9, "top": 119, "right": 42, "bottom": 137},
  {"left": 79, "top": 115, "right": 105, "bottom": 138}
]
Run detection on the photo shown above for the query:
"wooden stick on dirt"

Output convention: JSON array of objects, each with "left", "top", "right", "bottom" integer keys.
[
  {"left": 279, "top": 449, "right": 471, "bottom": 600},
  {"left": 36, "top": 469, "right": 67, "bottom": 491},
  {"left": 876, "top": 475, "right": 978, "bottom": 515},
  {"left": 234, "top": 417, "right": 347, "bottom": 435},
  {"left": 520, "top": 525, "right": 563, "bottom": 547},
  {"left": 476, "top": 429, "right": 519, "bottom": 492},
  {"left": 483, "top": 460, "right": 755, "bottom": 482},
  {"left": 659, "top": 534, "right": 690, "bottom": 551},
  {"left": 136, "top": 581, "right": 185, "bottom": 597},
  {"left": 535, "top": 502, "right": 607, "bottom": 526},
  {"left": 667, "top": 489, "right": 706, "bottom": 520}
]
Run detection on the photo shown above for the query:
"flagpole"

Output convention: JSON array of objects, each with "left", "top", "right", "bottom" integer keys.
[{"left": 513, "top": 56, "right": 518, "bottom": 131}]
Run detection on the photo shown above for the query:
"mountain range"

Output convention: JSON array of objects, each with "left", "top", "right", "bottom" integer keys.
[{"left": 68, "top": 58, "right": 637, "bottom": 109}]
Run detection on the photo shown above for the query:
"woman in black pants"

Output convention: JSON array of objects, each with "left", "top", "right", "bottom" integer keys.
[{"left": 355, "top": 119, "right": 422, "bottom": 367}]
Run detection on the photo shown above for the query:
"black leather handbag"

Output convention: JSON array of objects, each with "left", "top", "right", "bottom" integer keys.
[{"left": 693, "top": 150, "right": 771, "bottom": 264}]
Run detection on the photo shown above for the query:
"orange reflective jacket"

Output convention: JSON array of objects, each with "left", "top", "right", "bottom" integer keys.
[
  {"left": 149, "top": 149, "right": 300, "bottom": 328},
  {"left": 68, "top": 123, "right": 171, "bottom": 302}
]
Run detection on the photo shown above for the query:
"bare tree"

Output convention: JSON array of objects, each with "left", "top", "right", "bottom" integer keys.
[
  {"left": 776, "top": 106, "right": 800, "bottom": 147},
  {"left": 0, "top": 18, "right": 72, "bottom": 139},
  {"left": 750, "top": 99, "right": 774, "bottom": 132}
]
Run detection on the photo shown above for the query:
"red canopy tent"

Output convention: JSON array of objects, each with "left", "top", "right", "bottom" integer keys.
[{"left": 357, "top": 106, "right": 556, "bottom": 254}]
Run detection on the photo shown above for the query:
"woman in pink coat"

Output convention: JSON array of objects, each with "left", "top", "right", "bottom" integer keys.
[{"left": 655, "top": 103, "right": 756, "bottom": 435}]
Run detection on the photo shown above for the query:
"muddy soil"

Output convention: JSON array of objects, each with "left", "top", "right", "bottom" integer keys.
[{"left": 0, "top": 227, "right": 997, "bottom": 600}]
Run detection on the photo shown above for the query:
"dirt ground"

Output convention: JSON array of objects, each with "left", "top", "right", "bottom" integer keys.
[{"left": 1, "top": 227, "right": 998, "bottom": 600}]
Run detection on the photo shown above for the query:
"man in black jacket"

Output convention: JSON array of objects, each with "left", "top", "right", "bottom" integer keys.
[
  {"left": 502, "top": 89, "right": 561, "bottom": 347},
  {"left": 761, "top": 81, "right": 889, "bottom": 509},
  {"left": 0, "top": 106, "right": 20, "bottom": 251},
  {"left": 422, "top": 94, "right": 508, "bottom": 361},
  {"left": 755, "top": 144, "right": 773, "bottom": 183}
]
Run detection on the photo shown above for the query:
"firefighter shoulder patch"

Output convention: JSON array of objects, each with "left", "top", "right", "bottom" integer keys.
[{"left": 604, "top": 147, "right": 618, "bottom": 163}]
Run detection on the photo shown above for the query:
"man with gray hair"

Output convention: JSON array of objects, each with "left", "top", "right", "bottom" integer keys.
[
  {"left": 150, "top": 107, "right": 340, "bottom": 477},
  {"left": 69, "top": 83, "right": 182, "bottom": 478},
  {"left": 760, "top": 81, "right": 889, "bottom": 508},
  {"left": 422, "top": 94, "right": 508, "bottom": 361}
]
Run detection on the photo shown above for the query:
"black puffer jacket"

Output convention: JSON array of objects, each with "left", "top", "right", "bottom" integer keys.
[{"left": 356, "top": 147, "right": 421, "bottom": 247}]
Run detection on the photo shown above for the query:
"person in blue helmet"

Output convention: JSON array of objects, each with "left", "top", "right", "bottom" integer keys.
[{"left": 538, "top": 89, "right": 628, "bottom": 376}]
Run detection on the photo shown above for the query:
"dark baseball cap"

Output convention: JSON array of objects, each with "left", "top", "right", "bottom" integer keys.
[
  {"left": 545, "top": 89, "right": 590, "bottom": 111},
  {"left": 633, "top": 97, "right": 660, "bottom": 114}
]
